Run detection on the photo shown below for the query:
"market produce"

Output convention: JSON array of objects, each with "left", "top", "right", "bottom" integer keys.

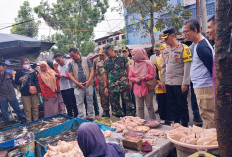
[
  {"left": 147, "top": 129, "right": 167, "bottom": 137},
  {"left": 39, "top": 129, "right": 77, "bottom": 146},
  {"left": 168, "top": 125, "right": 218, "bottom": 146},
  {"left": 0, "top": 117, "right": 68, "bottom": 143},
  {"left": 111, "top": 116, "right": 145, "bottom": 133},
  {"left": 141, "top": 141, "right": 152, "bottom": 152},
  {"left": 94, "top": 117, "right": 119, "bottom": 126},
  {"left": 142, "top": 138, "right": 156, "bottom": 146},
  {"left": 101, "top": 130, "right": 113, "bottom": 138},
  {"left": 124, "top": 132, "right": 144, "bottom": 138},
  {"left": 144, "top": 121, "right": 160, "bottom": 128},
  {"left": 135, "top": 126, "right": 150, "bottom": 132},
  {"left": 44, "top": 141, "right": 83, "bottom": 157}
]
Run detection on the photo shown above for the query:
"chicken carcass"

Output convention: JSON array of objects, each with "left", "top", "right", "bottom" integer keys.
[{"left": 44, "top": 141, "right": 83, "bottom": 157}]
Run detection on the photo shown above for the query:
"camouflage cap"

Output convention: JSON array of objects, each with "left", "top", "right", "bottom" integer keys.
[
  {"left": 154, "top": 42, "right": 162, "bottom": 50},
  {"left": 121, "top": 46, "right": 129, "bottom": 52},
  {"left": 103, "top": 44, "right": 113, "bottom": 54}
]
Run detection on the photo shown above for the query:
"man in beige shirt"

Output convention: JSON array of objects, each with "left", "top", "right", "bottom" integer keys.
[{"left": 161, "top": 28, "right": 192, "bottom": 127}]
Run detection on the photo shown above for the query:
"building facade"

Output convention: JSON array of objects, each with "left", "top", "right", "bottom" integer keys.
[
  {"left": 124, "top": 0, "right": 216, "bottom": 45},
  {"left": 94, "top": 31, "right": 126, "bottom": 48}
]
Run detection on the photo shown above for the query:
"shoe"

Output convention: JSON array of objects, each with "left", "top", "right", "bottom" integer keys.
[
  {"left": 193, "top": 116, "right": 202, "bottom": 123},
  {"left": 102, "top": 111, "right": 110, "bottom": 117},
  {"left": 87, "top": 118, "right": 95, "bottom": 121},
  {"left": 95, "top": 115, "right": 100, "bottom": 119}
]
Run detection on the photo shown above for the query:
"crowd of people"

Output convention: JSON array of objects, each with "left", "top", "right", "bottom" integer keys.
[{"left": 0, "top": 16, "right": 216, "bottom": 129}]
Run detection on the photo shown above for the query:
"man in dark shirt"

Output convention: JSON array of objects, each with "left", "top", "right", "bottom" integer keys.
[{"left": 0, "top": 64, "right": 26, "bottom": 122}]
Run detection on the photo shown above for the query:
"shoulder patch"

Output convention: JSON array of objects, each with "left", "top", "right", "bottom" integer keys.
[{"left": 182, "top": 45, "right": 192, "bottom": 63}]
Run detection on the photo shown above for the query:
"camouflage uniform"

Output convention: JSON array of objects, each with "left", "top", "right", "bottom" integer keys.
[
  {"left": 104, "top": 53, "right": 135, "bottom": 117},
  {"left": 93, "top": 58, "right": 110, "bottom": 113}
]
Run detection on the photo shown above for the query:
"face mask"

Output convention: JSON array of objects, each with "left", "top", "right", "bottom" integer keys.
[
  {"left": 23, "top": 64, "right": 30, "bottom": 70},
  {"left": 35, "top": 66, "right": 40, "bottom": 72}
]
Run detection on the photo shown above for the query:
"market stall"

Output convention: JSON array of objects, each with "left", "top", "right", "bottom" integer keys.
[{"left": 0, "top": 115, "right": 219, "bottom": 157}]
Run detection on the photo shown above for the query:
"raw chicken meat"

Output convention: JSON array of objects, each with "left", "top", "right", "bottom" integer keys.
[
  {"left": 147, "top": 129, "right": 167, "bottom": 137},
  {"left": 44, "top": 141, "right": 83, "bottom": 157},
  {"left": 135, "top": 126, "right": 150, "bottom": 132},
  {"left": 142, "top": 138, "right": 157, "bottom": 145},
  {"left": 168, "top": 125, "right": 218, "bottom": 146},
  {"left": 102, "top": 130, "right": 113, "bottom": 138},
  {"left": 111, "top": 116, "right": 145, "bottom": 133}
]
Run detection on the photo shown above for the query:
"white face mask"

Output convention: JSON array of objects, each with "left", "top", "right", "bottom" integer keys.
[
  {"left": 23, "top": 64, "right": 30, "bottom": 70},
  {"left": 35, "top": 66, "right": 40, "bottom": 72}
]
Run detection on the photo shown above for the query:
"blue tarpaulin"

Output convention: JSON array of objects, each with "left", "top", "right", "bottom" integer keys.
[
  {"left": 0, "top": 115, "right": 115, "bottom": 150},
  {"left": 0, "top": 114, "right": 72, "bottom": 150},
  {"left": 75, "top": 118, "right": 116, "bottom": 131}
]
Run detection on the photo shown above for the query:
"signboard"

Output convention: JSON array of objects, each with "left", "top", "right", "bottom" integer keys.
[{"left": 183, "top": 0, "right": 196, "bottom": 6}]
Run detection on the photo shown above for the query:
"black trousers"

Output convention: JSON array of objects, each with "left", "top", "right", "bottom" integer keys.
[
  {"left": 157, "top": 93, "right": 167, "bottom": 121},
  {"left": 61, "top": 88, "right": 78, "bottom": 117},
  {"left": 166, "top": 85, "right": 189, "bottom": 126}
]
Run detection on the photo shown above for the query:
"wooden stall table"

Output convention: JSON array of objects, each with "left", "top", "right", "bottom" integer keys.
[{"left": 110, "top": 125, "right": 175, "bottom": 157}]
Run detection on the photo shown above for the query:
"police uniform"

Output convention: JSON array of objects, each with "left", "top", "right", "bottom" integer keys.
[
  {"left": 103, "top": 45, "right": 135, "bottom": 117},
  {"left": 161, "top": 28, "right": 192, "bottom": 126}
]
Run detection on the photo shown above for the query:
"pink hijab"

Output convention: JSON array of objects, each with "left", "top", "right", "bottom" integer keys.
[{"left": 130, "top": 48, "right": 155, "bottom": 77}]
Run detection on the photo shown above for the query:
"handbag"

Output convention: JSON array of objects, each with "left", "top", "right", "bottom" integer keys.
[
  {"left": 146, "top": 78, "right": 158, "bottom": 92},
  {"left": 29, "top": 76, "right": 37, "bottom": 95}
]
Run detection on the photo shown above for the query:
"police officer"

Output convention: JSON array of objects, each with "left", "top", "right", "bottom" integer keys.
[
  {"left": 161, "top": 28, "right": 192, "bottom": 127},
  {"left": 103, "top": 44, "right": 135, "bottom": 117}
]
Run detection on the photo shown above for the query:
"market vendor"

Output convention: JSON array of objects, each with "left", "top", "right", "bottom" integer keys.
[
  {"left": 77, "top": 122, "right": 125, "bottom": 157},
  {"left": 0, "top": 64, "right": 26, "bottom": 123}
]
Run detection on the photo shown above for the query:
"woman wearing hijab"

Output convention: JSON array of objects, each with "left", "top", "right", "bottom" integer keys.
[
  {"left": 129, "top": 48, "right": 156, "bottom": 119},
  {"left": 15, "top": 59, "right": 41, "bottom": 122},
  {"left": 77, "top": 122, "right": 125, "bottom": 157},
  {"left": 38, "top": 61, "right": 65, "bottom": 117}
]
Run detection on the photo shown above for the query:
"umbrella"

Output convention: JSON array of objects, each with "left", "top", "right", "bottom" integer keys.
[{"left": 0, "top": 33, "right": 55, "bottom": 59}]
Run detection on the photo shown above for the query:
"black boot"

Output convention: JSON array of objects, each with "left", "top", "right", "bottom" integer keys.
[{"left": 102, "top": 111, "right": 110, "bottom": 117}]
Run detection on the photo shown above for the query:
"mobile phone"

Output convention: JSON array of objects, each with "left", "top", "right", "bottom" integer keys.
[{"left": 55, "top": 74, "right": 60, "bottom": 78}]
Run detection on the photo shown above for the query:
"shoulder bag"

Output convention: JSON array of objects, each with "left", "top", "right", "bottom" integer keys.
[
  {"left": 29, "top": 75, "right": 37, "bottom": 95},
  {"left": 146, "top": 78, "right": 158, "bottom": 92}
]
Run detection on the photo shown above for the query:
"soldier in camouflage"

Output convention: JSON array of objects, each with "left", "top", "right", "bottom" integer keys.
[
  {"left": 93, "top": 48, "right": 110, "bottom": 117},
  {"left": 103, "top": 45, "right": 135, "bottom": 117}
]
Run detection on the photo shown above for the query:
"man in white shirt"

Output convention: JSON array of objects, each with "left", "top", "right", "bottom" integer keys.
[{"left": 54, "top": 53, "right": 78, "bottom": 117}]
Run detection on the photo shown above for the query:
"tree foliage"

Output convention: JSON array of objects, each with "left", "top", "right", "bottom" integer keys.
[
  {"left": 116, "top": 0, "right": 192, "bottom": 46},
  {"left": 79, "top": 40, "right": 96, "bottom": 56},
  {"left": 157, "top": 4, "right": 192, "bottom": 32},
  {"left": 11, "top": 1, "right": 40, "bottom": 38},
  {"left": 34, "top": 0, "right": 108, "bottom": 54}
]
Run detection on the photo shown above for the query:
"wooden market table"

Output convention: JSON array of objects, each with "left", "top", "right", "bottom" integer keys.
[{"left": 111, "top": 125, "right": 175, "bottom": 157}]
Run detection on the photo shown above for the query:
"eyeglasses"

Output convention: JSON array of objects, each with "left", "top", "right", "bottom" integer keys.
[
  {"left": 183, "top": 30, "right": 191, "bottom": 34},
  {"left": 122, "top": 51, "right": 128, "bottom": 53}
]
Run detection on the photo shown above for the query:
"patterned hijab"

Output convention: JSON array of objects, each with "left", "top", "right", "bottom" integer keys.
[{"left": 39, "top": 61, "right": 57, "bottom": 92}]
